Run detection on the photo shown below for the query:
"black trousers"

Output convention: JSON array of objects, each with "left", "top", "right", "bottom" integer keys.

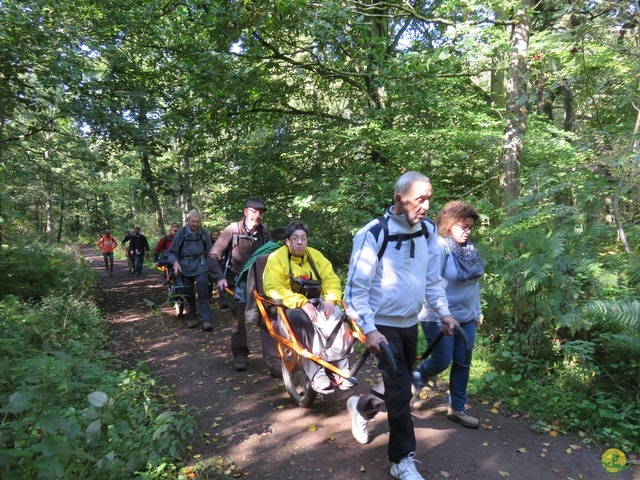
[{"left": 356, "top": 323, "right": 418, "bottom": 463}]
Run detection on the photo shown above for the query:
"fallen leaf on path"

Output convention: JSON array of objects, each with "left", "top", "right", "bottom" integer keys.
[
  {"left": 517, "top": 448, "right": 526, "bottom": 453},
  {"left": 309, "top": 425, "right": 318, "bottom": 432},
  {"left": 549, "top": 430, "right": 558, "bottom": 437},
  {"left": 498, "top": 471, "right": 510, "bottom": 477},
  {"left": 568, "top": 444, "right": 583, "bottom": 451},
  {"left": 360, "top": 466, "right": 366, "bottom": 472},
  {"left": 440, "top": 471, "right": 450, "bottom": 477}
]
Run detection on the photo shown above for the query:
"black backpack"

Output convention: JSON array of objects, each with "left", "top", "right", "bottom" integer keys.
[
  {"left": 177, "top": 227, "right": 208, "bottom": 258},
  {"left": 369, "top": 215, "right": 432, "bottom": 260}
]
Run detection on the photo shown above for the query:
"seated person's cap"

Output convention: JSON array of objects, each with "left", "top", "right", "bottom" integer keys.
[{"left": 244, "top": 198, "right": 267, "bottom": 211}]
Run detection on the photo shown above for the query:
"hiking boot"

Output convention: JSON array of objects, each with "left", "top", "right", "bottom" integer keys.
[
  {"left": 187, "top": 319, "right": 198, "bottom": 328},
  {"left": 202, "top": 322, "right": 213, "bottom": 332},
  {"left": 233, "top": 356, "right": 247, "bottom": 372},
  {"left": 347, "top": 396, "right": 369, "bottom": 445},
  {"left": 390, "top": 452, "right": 424, "bottom": 480},
  {"left": 447, "top": 408, "right": 479, "bottom": 429}
]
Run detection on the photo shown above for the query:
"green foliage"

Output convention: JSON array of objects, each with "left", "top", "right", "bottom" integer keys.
[
  {"left": 475, "top": 173, "right": 639, "bottom": 451},
  {"left": 0, "top": 246, "right": 198, "bottom": 479},
  {"left": 0, "top": 244, "right": 97, "bottom": 302}
]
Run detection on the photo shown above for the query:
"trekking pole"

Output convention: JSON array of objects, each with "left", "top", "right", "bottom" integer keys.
[
  {"left": 420, "top": 324, "right": 471, "bottom": 363},
  {"left": 348, "top": 341, "right": 397, "bottom": 384}
]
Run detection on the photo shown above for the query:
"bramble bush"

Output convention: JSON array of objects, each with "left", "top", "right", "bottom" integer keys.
[{"left": 0, "top": 244, "right": 199, "bottom": 479}]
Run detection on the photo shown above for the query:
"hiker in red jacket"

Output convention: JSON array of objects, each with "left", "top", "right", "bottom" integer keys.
[
  {"left": 154, "top": 223, "right": 180, "bottom": 266},
  {"left": 97, "top": 230, "right": 118, "bottom": 275}
]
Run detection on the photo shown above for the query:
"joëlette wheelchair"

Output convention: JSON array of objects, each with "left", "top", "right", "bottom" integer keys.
[
  {"left": 156, "top": 258, "right": 191, "bottom": 317},
  {"left": 230, "top": 254, "right": 369, "bottom": 408},
  {"left": 230, "top": 253, "right": 471, "bottom": 408}
]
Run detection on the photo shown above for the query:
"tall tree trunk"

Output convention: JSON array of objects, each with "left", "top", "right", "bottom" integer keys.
[
  {"left": 364, "top": 0, "right": 390, "bottom": 165},
  {"left": 44, "top": 147, "right": 54, "bottom": 245},
  {"left": 130, "top": 187, "right": 136, "bottom": 218},
  {"left": 501, "top": 2, "right": 531, "bottom": 214},
  {"left": 180, "top": 153, "right": 192, "bottom": 220},
  {"left": 57, "top": 181, "right": 64, "bottom": 243},
  {"left": 45, "top": 193, "right": 53, "bottom": 245},
  {"left": 140, "top": 150, "right": 165, "bottom": 235},
  {"left": 561, "top": 80, "right": 575, "bottom": 132},
  {"left": 489, "top": 8, "right": 507, "bottom": 221}
]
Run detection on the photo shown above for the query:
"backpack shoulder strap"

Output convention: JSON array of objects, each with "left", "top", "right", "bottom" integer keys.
[
  {"left": 177, "top": 226, "right": 188, "bottom": 257},
  {"left": 305, "top": 251, "right": 322, "bottom": 281},
  {"left": 224, "top": 222, "right": 240, "bottom": 275},
  {"left": 231, "top": 222, "right": 240, "bottom": 249},
  {"left": 367, "top": 216, "right": 389, "bottom": 261},
  {"left": 200, "top": 231, "right": 207, "bottom": 253},
  {"left": 373, "top": 216, "right": 430, "bottom": 260}
]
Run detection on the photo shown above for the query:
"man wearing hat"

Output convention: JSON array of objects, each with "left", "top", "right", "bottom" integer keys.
[{"left": 209, "top": 198, "right": 272, "bottom": 372}]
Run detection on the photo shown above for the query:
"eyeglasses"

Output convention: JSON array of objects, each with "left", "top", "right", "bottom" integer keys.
[
  {"left": 290, "top": 236, "right": 307, "bottom": 243},
  {"left": 456, "top": 224, "right": 474, "bottom": 232}
]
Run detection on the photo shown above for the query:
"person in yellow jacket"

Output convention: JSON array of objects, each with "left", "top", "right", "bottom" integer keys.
[{"left": 263, "top": 221, "right": 346, "bottom": 393}]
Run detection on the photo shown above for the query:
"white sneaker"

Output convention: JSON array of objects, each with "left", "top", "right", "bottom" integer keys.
[
  {"left": 390, "top": 452, "right": 424, "bottom": 480},
  {"left": 347, "top": 396, "right": 369, "bottom": 444}
]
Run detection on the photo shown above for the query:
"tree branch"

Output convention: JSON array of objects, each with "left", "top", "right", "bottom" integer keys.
[{"left": 1, "top": 115, "right": 68, "bottom": 144}]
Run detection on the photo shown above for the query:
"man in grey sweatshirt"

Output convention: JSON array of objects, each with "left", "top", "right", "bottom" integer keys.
[{"left": 344, "top": 171, "right": 457, "bottom": 480}]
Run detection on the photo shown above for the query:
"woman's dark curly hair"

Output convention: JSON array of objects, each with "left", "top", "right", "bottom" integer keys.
[
  {"left": 436, "top": 201, "right": 479, "bottom": 236},
  {"left": 284, "top": 221, "right": 309, "bottom": 239}
]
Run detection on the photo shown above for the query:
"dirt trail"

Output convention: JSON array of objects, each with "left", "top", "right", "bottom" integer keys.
[{"left": 81, "top": 245, "right": 638, "bottom": 480}]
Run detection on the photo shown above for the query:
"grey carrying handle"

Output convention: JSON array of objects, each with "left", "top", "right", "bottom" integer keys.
[
  {"left": 377, "top": 341, "right": 397, "bottom": 387},
  {"left": 420, "top": 324, "right": 471, "bottom": 364},
  {"left": 351, "top": 341, "right": 398, "bottom": 386}
]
